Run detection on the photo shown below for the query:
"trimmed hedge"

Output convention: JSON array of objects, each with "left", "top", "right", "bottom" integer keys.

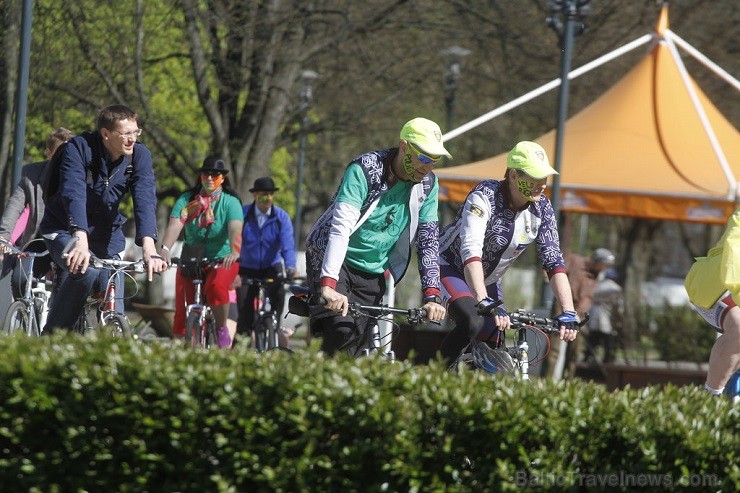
[{"left": 0, "top": 334, "right": 737, "bottom": 492}]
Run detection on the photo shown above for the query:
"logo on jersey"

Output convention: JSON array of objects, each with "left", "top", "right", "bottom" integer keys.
[{"left": 469, "top": 204, "right": 484, "bottom": 218}]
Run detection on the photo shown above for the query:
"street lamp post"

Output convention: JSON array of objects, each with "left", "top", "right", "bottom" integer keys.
[
  {"left": 440, "top": 46, "right": 471, "bottom": 226},
  {"left": 294, "top": 69, "right": 318, "bottom": 248},
  {"left": 440, "top": 46, "right": 471, "bottom": 160},
  {"left": 11, "top": 0, "right": 34, "bottom": 187},
  {"left": 543, "top": 0, "right": 590, "bottom": 380},
  {"left": 546, "top": 0, "right": 590, "bottom": 228}
]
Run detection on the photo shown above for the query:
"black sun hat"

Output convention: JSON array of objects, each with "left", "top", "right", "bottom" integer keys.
[
  {"left": 197, "top": 156, "right": 229, "bottom": 175},
  {"left": 249, "top": 177, "right": 280, "bottom": 193}
]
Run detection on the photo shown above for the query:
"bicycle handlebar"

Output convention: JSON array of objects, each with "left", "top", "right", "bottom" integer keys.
[
  {"left": 62, "top": 253, "right": 147, "bottom": 273},
  {"left": 241, "top": 275, "right": 306, "bottom": 286},
  {"left": 60, "top": 247, "right": 147, "bottom": 273},
  {"left": 347, "top": 302, "right": 428, "bottom": 324},
  {"left": 508, "top": 308, "right": 589, "bottom": 333},
  {"left": 88, "top": 257, "right": 147, "bottom": 273},
  {"left": 170, "top": 256, "right": 224, "bottom": 268},
  {"left": 0, "top": 237, "right": 49, "bottom": 258}
]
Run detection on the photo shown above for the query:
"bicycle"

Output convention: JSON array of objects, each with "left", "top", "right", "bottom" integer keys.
[
  {"left": 454, "top": 307, "right": 588, "bottom": 380},
  {"left": 288, "top": 291, "right": 429, "bottom": 359},
  {"left": 241, "top": 276, "right": 302, "bottom": 352},
  {"left": 64, "top": 254, "right": 147, "bottom": 337},
  {"left": 1, "top": 238, "right": 54, "bottom": 337},
  {"left": 170, "top": 256, "right": 223, "bottom": 349}
]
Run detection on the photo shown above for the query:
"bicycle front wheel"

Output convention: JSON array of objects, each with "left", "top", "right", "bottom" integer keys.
[
  {"left": 101, "top": 313, "right": 132, "bottom": 338},
  {"left": 3, "top": 301, "right": 34, "bottom": 336},
  {"left": 185, "top": 311, "right": 202, "bottom": 348},
  {"left": 254, "top": 316, "right": 274, "bottom": 351}
]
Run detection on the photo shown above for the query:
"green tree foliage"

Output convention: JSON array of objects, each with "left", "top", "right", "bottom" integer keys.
[{"left": 0, "top": 0, "right": 736, "bottom": 303}]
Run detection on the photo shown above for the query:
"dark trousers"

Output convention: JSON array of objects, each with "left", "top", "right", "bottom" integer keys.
[
  {"left": 309, "top": 263, "right": 386, "bottom": 356},
  {"left": 438, "top": 296, "right": 504, "bottom": 363}
]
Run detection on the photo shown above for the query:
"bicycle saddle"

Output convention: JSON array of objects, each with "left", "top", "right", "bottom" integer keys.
[{"left": 470, "top": 340, "right": 516, "bottom": 375}]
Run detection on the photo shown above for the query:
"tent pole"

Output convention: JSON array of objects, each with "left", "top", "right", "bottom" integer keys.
[
  {"left": 442, "top": 34, "right": 652, "bottom": 142},
  {"left": 663, "top": 30, "right": 737, "bottom": 201},
  {"left": 668, "top": 31, "right": 740, "bottom": 91}
]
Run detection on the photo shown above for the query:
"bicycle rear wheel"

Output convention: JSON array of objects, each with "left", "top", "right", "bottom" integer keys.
[
  {"left": 74, "top": 309, "right": 98, "bottom": 336},
  {"left": 3, "top": 301, "right": 34, "bottom": 336},
  {"left": 101, "top": 313, "right": 133, "bottom": 338},
  {"left": 205, "top": 317, "right": 216, "bottom": 348}
]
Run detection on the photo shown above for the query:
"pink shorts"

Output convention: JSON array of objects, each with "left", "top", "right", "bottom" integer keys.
[{"left": 690, "top": 291, "right": 735, "bottom": 333}]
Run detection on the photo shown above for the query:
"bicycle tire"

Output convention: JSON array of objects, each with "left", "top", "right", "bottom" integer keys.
[
  {"left": 100, "top": 313, "right": 133, "bottom": 338},
  {"left": 185, "top": 311, "right": 202, "bottom": 348},
  {"left": 77, "top": 310, "right": 97, "bottom": 336},
  {"left": 254, "top": 316, "right": 272, "bottom": 351},
  {"left": 205, "top": 317, "right": 216, "bottom": 348},
  {"left": 3, "top": 301, "right": 33, "bottom": 336},
  {"left": 268, "top": 316, "right": 279, "bottom": 350}
]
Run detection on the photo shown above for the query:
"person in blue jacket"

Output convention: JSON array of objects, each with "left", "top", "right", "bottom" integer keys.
[
  {"left": 39, "top": 104, "right": 167, "bottom": 333},
  {"left": 237, "top": 176, "right": 297, "bottom": 345}
]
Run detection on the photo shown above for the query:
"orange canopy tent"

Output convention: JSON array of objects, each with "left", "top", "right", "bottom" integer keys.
[{"left": 437, "top": 5, "right": 740, "bottom": 225}]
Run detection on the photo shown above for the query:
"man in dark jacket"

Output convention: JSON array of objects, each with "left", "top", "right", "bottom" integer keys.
[
  {"left": 39, "top": 104, "right": 167, "bottom": 332},
  {"left": 236, "top": 176, "right": 298, "bottom": 345}
]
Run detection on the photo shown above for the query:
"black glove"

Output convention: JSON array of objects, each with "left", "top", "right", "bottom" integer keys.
[
  {"left": 476, "top": 297, "right": 506, "bottom": 317},
  {"left": 555, "top": 310, "right": 579, "bottom": 330}
]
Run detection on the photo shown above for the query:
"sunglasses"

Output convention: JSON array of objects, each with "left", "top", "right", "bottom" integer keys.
[
  {"left": 201, "top": 171, "right": 223, "bottom": 178},
  {"left": 408, "top": 142, "right": 441, "bottom": 166}
]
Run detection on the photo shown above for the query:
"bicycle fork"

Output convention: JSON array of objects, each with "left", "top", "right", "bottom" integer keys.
[
  {"left": 517, "top": 341, "right": 530, "bottom": 380},
  {"left": 32, "top": 283, "right": 51, "bottom": 332},
  {"left": 361, "top": 324, "right": 396, "bottom": 361}
]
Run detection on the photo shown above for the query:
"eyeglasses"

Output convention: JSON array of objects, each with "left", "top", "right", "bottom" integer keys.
[
  {"left": 408, "top": 142, "right": 441, "bottom": 166},
  {"left": 201, "top": 171, "right": 223, "bottom": 178},
  {"left": 113, "top": 128, "right": 143, "bottom": 139}
]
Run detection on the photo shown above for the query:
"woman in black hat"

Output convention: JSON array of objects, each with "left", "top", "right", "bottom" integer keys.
[{"left": 159, "top": 156, "right": 243, "bottom": 348}]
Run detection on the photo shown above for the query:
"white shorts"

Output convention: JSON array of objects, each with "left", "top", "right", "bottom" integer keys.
[{"left": 690, "top": 291, "right": 735, "bottom": 333}]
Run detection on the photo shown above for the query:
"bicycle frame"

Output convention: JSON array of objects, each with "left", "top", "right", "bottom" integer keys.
[
  {"left": 244, "top": 277, "right": 281, "bottom": 351},
  {"left": 171, "top": 256, "right": 220, "bottom": 348},
  {"left": 1, "top": 238, "right": 52, "bottom": 337},
  {"left": 285, "top": 288, "right": 428, "bottom": 358},
  {"left": 73, "top": 257, "right": 143, "bottom": 337},
  {"left": 335, "top": 302, "right": 428, "bottom": 359},
  {"left": 185, "top": 278, "right": 215, "bottom": 348},
  {"left": 460, "top": 308, "right": 588, "bottom": 379}
]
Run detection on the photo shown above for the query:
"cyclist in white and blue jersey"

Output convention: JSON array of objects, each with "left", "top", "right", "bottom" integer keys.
[{"left": 437, "top": 141, "right": 579, "bottom": 363}]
